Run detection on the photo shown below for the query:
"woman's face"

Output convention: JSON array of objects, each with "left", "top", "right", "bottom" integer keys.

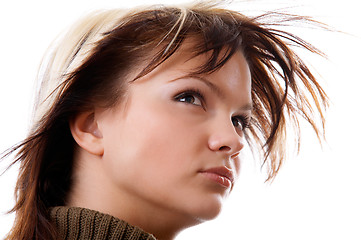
[{"left": 96, "top": 46, "right": 252, "bottom": 225}]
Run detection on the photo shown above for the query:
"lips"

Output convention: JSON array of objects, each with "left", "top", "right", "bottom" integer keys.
[{"left": 199, "top": 166, "right": 235, "bottom": 188}]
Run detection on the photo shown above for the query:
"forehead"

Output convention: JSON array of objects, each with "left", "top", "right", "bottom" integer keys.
[
  {"left": 140, "top": 39, "right": 250, "bottom": 82},
  {"left": 134, "top": 40, "right": 252, "bottom": 107}
]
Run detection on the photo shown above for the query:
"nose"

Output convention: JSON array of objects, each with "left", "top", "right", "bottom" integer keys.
[{"left": 208, "top": 117, "right": 244, "bottom": 158}]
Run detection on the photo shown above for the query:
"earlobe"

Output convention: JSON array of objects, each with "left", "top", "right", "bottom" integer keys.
[{"left": 69, "top": 112, "right": 104, "bottom": 156}]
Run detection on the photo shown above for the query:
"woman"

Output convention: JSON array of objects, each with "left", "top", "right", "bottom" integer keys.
[{"left": 2, "top": 2, "right": 328, "bottom": 240}]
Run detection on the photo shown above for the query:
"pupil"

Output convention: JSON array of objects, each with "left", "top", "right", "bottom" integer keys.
[
  {"left": 183, "top": 96, "right": 194, "bottom": 103},
  {"left": 232, "top": 118, "right": 240, "bottom": 128}
]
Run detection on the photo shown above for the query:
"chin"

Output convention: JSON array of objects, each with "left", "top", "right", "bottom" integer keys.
[{"left": 191, "top": 197, "right": 224, "bottom": 221}]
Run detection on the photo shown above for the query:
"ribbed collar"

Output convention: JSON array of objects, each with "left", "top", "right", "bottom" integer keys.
[{"left": 50, "top": 206, "right": 156, "bottom": 240}]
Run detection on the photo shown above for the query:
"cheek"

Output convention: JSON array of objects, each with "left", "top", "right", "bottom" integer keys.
[
  {"left": 103, "top": 99, "right": 204, "bottom": 176},
  {"left": 101, "top": 101, "right": 203, "bottom": 205},
  {"left": 132, "top": 104, "right": 202, "bottom": 169}
]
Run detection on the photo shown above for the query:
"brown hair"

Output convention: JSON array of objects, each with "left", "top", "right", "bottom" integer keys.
[{"left": 2, "top": 2, "right": 328, "bottom": 239}]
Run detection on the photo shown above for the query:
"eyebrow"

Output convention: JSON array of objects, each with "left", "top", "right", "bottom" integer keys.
[{"left": 170, "top": 73, "right": 253, "bottom": 111}]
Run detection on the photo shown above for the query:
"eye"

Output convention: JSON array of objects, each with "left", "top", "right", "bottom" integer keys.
[
  {"left": 174, "top": 89, "right": 204, "bottom": 108},
  {"left": 231, "top": 115, "right": 250, "bottom": 131}
]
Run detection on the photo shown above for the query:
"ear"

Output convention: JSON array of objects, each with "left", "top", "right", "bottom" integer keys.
[{"left": 69, "top": 111, "right": 104, "bottom": 156}]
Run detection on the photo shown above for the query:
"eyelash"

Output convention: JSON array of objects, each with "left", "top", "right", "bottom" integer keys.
[
  {"left": 174, "top": 88, "right": 206, "bottom": 109},
  {"left": 174, "top": 88, "right": 251, "bottom": 131},
  {"left": 232, "top": 115, "right": 251, "bottom": 131}
]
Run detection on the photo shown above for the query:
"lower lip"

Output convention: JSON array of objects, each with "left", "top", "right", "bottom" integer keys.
[{"left": 200, "top": 172, "right": 232, "bottom": 188}]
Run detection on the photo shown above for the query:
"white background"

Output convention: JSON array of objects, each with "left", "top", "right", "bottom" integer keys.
[{"left": 0, "top": 0, "right": 360, "bottom": 239}]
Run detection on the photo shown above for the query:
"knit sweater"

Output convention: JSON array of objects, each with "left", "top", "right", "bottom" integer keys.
[{"left": 50, "top": 206, "right": 156, "bottom": 240}]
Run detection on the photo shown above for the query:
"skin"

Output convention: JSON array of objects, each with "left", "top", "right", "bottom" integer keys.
[{"left": 68, "top": 44, "right": 252, "bottom": 240}]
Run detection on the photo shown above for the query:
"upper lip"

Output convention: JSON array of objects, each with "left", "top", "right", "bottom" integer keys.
[{"left": 199, "top": 166, "right": 235, "bottom": 184}]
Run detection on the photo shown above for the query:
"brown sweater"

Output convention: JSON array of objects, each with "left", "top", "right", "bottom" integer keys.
[{"left": 50, "top": 206, "right": 156, "bottom": 240}]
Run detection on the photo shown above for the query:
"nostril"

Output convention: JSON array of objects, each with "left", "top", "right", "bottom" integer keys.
[{"left": 218, "top": 146, "right": 231, "bottom": 151}]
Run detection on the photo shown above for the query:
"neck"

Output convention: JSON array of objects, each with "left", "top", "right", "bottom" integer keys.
[{"left": 67, "top": 150, "right": 201, "bottom": 240}]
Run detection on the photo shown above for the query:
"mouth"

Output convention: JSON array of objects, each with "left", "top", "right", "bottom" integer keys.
[{"left": 199, "top": 166, "right": 234, "bottom": 189}]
